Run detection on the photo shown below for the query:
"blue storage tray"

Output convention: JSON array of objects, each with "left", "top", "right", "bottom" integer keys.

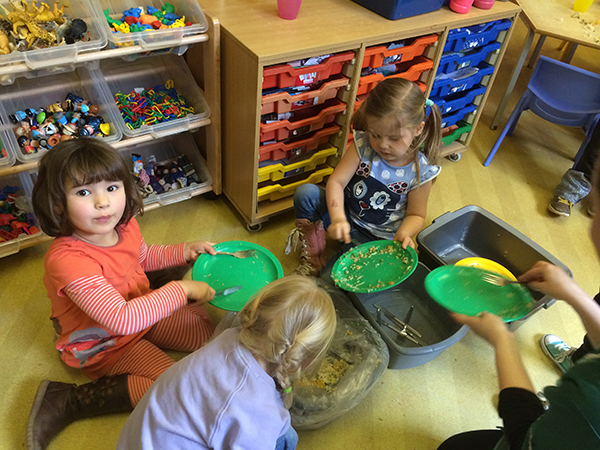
[
  {"left": 431, "top": 84, "right": 486, "bottom": 114},
  {"left": 350, "top": 0, "right": 445, "bottom": 20},
  {"left": 431, "top": 62, "right": 494, "bottom": 98},
  {"left": 443, "top": 20, "right": 512, "bottom": 53},
  {"left": 438, "top": 41, "right": 501, "bottom": 74},
  {"left": 440, "top": 104, "right": 476, "bottom": 128}
]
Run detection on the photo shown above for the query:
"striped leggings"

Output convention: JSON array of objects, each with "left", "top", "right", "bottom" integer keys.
[{"left": 106, "top": 302, "right": 214, "bottom": 406}]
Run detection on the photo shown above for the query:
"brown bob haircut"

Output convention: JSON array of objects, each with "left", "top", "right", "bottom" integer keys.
[{"left": 32, "top": 138, "right": 143, "bottom": 237}]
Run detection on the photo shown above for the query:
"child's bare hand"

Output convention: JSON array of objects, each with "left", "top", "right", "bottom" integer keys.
[
  {"left": 328, "top": 219, "right": 351, "bottom": 244},
  {"left": 184, "top": 241, "right": 217, "bottom": 262},
  {"left": 518, "top": 261, "right": 580, "bottom": 302},
  {"left": 393, "top": 232, "right": 415, "bottom": 249},
  {"left": 177, "top": 280, "right": 215, "bottom": 304},
  {"left": 451, "top": 311, "right": 512, "bottom": 347}
]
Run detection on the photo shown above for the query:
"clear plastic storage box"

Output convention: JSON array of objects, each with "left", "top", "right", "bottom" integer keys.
[
  {"left": 0, "top": 65, "right": 123, "bottom": 164},
  {"left": 90, "top": 0, "right": 208, "bottom": 49},
  {"left": 0, "top": 134, "right": 16, "bottom": 169},
  {"left": 0, "top": 170, "right": 43, "bottom": 258},
  {"left": 0, "top": 0, "right": 106, "bottom": 73},
  {"left": 122, "top": 132, "right": 211, "bottom": 208},
  {"left": 97, "top": 53, "right": 210, "bottom": 139}
]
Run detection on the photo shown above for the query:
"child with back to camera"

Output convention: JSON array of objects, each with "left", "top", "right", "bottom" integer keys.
[
  {"left": 27, "top": 139, "right": 219, "bottom": 450},
  {"left": 285, "top": 78, "right": 442, "bottom": 276},
  {"left": 117, "top": 275, "right": 337, "bottom": 450},
  {"left": 437, "top": 154, "right": 600, "bottom": 450}
]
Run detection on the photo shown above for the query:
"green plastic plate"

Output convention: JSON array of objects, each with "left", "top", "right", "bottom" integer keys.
[
  {"left": 331, "top": 240, "right": 418, "bottom": 293},
  {"left": 192, "top": 241, "right": 284, "bottom": 311},
  {"left": 424, "top": 265, "right": 535, "bottom": 322}
]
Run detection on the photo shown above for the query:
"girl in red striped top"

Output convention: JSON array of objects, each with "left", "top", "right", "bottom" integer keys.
[{"left": 27, "top": 139, "right": 218, "bottom": 450}]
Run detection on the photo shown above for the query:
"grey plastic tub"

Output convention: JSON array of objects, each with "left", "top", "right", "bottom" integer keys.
[
  {"left": 416, "top": 205, "right": 571, "bottom": 328},
  {"left": 346, "top": 262, "right": 469, "bottom": 370}
]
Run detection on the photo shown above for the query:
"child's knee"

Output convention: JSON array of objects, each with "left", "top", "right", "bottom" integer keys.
[{"left": 293, "top": 183, "right": 321, "bottom": 204}]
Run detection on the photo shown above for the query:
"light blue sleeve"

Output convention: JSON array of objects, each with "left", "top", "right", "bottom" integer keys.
[{"left": 418, "top": 153, "right": 441, "bottom": 185}]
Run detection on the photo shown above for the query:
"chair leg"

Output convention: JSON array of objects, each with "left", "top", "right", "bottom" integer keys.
[
  {"left": 506, "top": 107, "right": 528, "bottom": 137},
  {"left": 484, "top": 94, "right": 530, "bottom": 167}
]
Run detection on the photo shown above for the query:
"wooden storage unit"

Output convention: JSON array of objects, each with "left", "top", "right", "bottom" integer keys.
[
  {"left": 200, "top": 0, "right": 521, "bottom": 229},
  {"left": 0, "top": 12, "right": 221, "bottom": 257}
]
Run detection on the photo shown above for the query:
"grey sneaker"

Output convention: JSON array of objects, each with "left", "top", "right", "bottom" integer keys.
[
  {"left": 540, "top": 334, "right": 574, "bottom": 373},
  {"left": 548, "top": 197, "right": 573, "bottom": 217}
]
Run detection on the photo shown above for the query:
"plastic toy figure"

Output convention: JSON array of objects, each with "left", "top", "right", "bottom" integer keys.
[
  {"left": 145, "top": 161, "right": 164, "bottom": 194},
  {"left": 168, "top": 162, "right": 187, "bottom": 189},
  {"left": 17, "top": 135, "right": 36, "bottom": 154},
  {"left": 177, "top": 155, "right": 200, "bottom": 185},
  {"left": 131, "top": 153, "right": 154, "bottom": 197}
]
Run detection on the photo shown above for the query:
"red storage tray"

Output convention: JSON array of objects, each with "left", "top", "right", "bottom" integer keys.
[
  {"left": 357, "top": 57, "right": 432, "bottom": 96},
  {"left": 262, "top": 52, "right": 355, "bottom": 90},
  {"left": 260, "top": 100, "right": 347, "bottom": 142},
  {"left": 261, "top": 77, "right": 350, "bottom": 115},
  {"left": 259, "top": 125, "right": 340, "bottom": 162},
  {"left": 362, "top": 34, "right": 438, "bottom": 69}
]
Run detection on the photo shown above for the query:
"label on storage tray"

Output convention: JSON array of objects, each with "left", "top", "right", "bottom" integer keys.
[{"left": 298, "top": 72, "right": 317, "bottom": 85}]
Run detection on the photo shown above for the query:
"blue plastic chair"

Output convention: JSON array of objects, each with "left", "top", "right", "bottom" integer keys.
[{"left": 484, "top": 56, "right": 600, "bottom": 167}]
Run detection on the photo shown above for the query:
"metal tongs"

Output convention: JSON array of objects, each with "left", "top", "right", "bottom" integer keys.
[{"left": 373, "top": 303, "right": 424, "bottom": 346}]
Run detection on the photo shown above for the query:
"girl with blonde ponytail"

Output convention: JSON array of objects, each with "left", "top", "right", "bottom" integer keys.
[{"left": 118, "top": 275, "right": 336, "bottom": 450}]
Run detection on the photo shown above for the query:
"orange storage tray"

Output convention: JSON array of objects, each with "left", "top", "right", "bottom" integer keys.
[
  {"left": 362, "top": 34, "right": 438, "bottom": 69},
  {"left": 261, "top": 77, "right": 350, "bottom": 115},
  {"left": 353, "top": 93, "right": 369, "bottom": 114},
  {"left": 357, "top": 57, "right": 432, "bottom": 96},
  {"left": 263, "top": 52, "right": 355, "bottom": 90},
  {"left": 259, "top": 125, "right": 340, "bottom": 162},
  {"left": 260, "top": 100, "right": 347, "bottom": 142}
]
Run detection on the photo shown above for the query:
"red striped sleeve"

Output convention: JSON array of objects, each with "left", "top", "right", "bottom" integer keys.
[
  {"left": 64, "top": 276, "right": 187, "bottom": 335},
  {"left": 139, "top": 239, "right": 187, "bottom": 272}
]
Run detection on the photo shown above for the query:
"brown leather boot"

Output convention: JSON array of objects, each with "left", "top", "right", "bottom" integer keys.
[
  {"left": 284, "top": 219, "right": 327, "bottom": 277},
  {"left": 27, "top": 374, "right": 133, "bottom": 450}
]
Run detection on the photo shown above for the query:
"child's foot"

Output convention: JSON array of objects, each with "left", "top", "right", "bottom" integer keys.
[
  {"left": 548, "top": 197, "right": 573, "bottom": 217},
  {"left": 540, "top": 334, "right": 574, "bottom": 373}
]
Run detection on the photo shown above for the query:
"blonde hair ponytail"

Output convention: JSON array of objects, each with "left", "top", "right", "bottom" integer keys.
[
  {"left": 238, "top": 275, "right": 336, "bottom": 409},
  {"left": 351, "top": 78, "right": 442, "bottom": 182}
]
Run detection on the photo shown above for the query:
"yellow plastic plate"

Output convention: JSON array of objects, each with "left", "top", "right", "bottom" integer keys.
[{"left": 455, "top": 257, "right": 517, "bottom": 281}]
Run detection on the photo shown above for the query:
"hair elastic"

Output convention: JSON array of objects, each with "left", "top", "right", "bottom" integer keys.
[
  {"left": 284, "top": 386, "right": 292, "bottom": 393},
  {"left": 425, "top": 98, "right": 434, "bottom": 107}
]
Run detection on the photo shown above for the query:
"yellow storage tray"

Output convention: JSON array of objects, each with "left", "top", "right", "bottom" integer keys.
[
  {"left": 258, "top": 145, "right": 337, "bottom": 183},
  {"left": 257, "top": 166, "right": 334, "bottom": 202}
]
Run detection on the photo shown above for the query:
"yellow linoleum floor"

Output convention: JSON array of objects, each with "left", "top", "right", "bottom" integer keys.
[{"left": 2, "top": 17, "right": 600, "bottom": 450}]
